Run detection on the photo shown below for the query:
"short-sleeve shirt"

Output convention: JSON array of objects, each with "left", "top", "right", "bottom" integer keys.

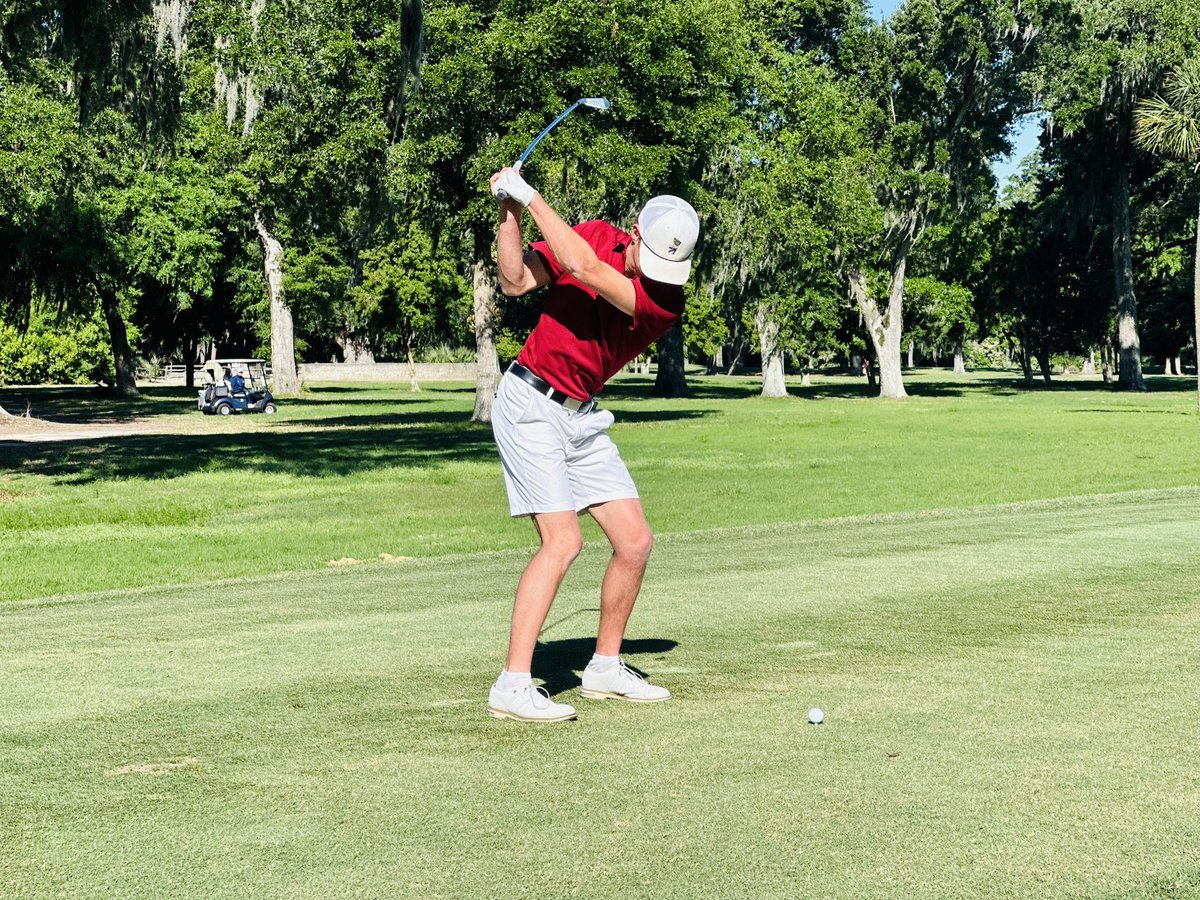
[{"left": 517, "top": 220, "right": 685, "bottom": 400}]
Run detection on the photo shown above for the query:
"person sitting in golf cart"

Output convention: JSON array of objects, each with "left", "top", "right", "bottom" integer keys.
[{"left": 230, "top": 371, "right": 246, "bottom": 394}]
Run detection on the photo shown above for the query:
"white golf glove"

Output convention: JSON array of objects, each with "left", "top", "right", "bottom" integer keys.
[{"left": 493, "top": 168, "right": 538, "bottom": 206}]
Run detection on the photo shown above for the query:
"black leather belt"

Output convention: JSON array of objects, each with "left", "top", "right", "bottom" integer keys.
[{"left": 506, "top": 361, "right": 593, "bottom": 412}]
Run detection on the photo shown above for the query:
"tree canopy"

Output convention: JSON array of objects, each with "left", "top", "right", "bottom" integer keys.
[{"left": 3, "top": 0, "right": 1198, "bottom": 402}]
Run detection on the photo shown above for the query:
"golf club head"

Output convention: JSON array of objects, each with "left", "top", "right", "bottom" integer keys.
[{"left": 579, "top": 97, "right": 611, "bottom": 111}]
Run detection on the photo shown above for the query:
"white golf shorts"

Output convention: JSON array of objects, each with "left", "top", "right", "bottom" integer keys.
[{"left": 491, "top": 372, "right": 639, "bottom": 517}]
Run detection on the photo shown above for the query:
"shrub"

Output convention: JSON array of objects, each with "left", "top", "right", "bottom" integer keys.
[
  {"left": 0, "top": 312, "right": 114, "bottom": 385},
  {"left": 964, "top": 338, "right": 1011, "bottom": 370},
  {"left": 418, "top": 343, "right": 476, "bottom": 364}
]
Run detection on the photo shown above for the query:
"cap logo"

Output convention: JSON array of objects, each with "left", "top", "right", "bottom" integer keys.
[{"left": 668, "top": 238, "right": 682, "bottom": 255}]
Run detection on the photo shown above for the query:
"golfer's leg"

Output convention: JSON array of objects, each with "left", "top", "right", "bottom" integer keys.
[
  {"left": 587, "top": 498, "right": 654, "bottom": 656},
  {"left": 505, "top": 510, "right": 583, "bottom": 672}
]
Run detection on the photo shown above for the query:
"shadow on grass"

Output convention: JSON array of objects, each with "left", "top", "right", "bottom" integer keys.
[
  {"left": 0, "top": 385, "right": 461, "bottom": 423},
  {"left": 0, "top": 407, "right": 717, "bottom": 483},
  {"left": 533, "top": 635, "right": 679, "bottom": 697},
  {"left": 1, "top": 411, "right": 497, "bottom": 482},
  {"left": 0, "top": 385, "right": 202, "bottom": 423}
]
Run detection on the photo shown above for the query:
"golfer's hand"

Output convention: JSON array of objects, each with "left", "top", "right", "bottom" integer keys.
[{"left": 491, "top": 168, "right": 538, "bottom": 207}]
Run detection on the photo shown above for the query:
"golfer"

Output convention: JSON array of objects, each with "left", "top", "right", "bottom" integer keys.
[{"left": 485, "top": 166, "right": 699, "bottom": 722}]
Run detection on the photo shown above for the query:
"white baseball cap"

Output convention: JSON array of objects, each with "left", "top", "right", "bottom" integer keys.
[{"left": 637, "top": 195, "right": 699, "bottom": 285}]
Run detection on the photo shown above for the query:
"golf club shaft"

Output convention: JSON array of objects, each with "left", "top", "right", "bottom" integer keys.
[{"left": 495, "top": 100, "right": 584, "bottom": 201}]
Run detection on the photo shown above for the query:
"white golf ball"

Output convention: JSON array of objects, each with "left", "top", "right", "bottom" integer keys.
[{"left": 808, "top": 707, "right": 824, "bottom": 725}]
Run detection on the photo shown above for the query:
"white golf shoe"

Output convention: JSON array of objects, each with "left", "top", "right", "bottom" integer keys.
[
  {"left": 580, "top": 660, "right": 671, "bottom": 703},
  {"left": 487, "top": 681, "right": 577, "bottom": 723}
]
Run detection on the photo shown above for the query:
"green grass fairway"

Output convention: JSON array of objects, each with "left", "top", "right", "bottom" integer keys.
[{"left": 2, "top": 375, "right": 1200, "bottom": 897}]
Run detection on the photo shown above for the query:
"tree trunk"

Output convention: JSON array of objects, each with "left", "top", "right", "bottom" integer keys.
[
  {"left": 1036, "top": 349, "right": 1052, "bottom": 384},
  {"left": 407, "top": 337, "right": 421, "bottom": 392},
  {"left": 1101, "top": 336, "right": 1114, "bottom": 384},
  {"left": 1018, "top": 328, "right": 1034, "bottom": 386},
  {"left": 470, "top": 240, "right": 500, "bottom": 423},
  {"left": 952, "top": 340, "right": 966, "bottom": 375},
  {"left": 652, "top": 320, "right": 689, "bottom": 398},
  {"left": 97, "top": 282, "right": 139, "bottom": 397},
  {"left": 340, "top": 330, "right": 375, "bottom": 364},
  {"left": 725, "top": 334, "right": 745, "bottom": 376},
  {"left": 1112, "top": 150, "right": 1146, "bottom": 390},
  {"left": 185, "top": 335, "right": 196, "bottom": 389},
  {"left": 848, "top": 257, "right": 907, "bottom": 399},
  {"left": 1193, "top": 192, "right": 1200, "bottom": 411},
  {"left": 754, "top": 306, "right": 787, "bottom": 398},
  {"left": 907, "top": 342, "right": 915, "bottom": 368},
  {"left": 254, "top": 209, "right": 300, "bottom": 396},
  {"left": 1082, "top": 350, "right": 1096, "bottom": 376}
]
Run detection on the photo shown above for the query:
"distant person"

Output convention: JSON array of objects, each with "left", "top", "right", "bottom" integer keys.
[{"left": 230, "top": 372, "right": 246, "bottom": 393}]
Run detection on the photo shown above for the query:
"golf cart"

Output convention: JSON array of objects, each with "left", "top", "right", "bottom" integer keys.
[{"left": 197, "top": 358, "right": 278, "bottom": 416}]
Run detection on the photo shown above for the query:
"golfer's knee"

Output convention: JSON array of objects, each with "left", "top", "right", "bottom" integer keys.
[
  {"left": 617, "top": 527, "right": 654, "bottom": 568},
  {"left": 541, "top": 532, "right": 583, "bottom": 569}
]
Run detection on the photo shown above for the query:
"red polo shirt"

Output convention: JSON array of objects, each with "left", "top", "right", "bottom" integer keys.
[{"left": 517, "top": 220, "right": 685, "bottom": 400}]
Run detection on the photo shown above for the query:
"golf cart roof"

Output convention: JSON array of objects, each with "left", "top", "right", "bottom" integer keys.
[{"left": 209, "top": 358, "right": 266, "bottom": 364}]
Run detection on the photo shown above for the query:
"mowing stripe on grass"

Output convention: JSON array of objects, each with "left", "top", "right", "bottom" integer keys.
[{"left": 2, "top": 490, "right": 1199, "bottom": 897}]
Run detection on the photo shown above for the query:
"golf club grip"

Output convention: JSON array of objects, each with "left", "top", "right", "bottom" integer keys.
[{"left": 494, "top": 160, "right": 522, "bottom": 202}]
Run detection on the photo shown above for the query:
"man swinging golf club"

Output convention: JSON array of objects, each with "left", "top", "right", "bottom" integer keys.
[{"left": 486, "top": 165, "right": 699, "bottom": 722}]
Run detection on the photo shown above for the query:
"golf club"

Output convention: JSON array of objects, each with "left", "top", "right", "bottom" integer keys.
[{"left": 496, "top": 97, "right": 610, "bottom": 200}]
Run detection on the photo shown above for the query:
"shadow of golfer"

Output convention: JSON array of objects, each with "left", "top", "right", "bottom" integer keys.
[{"left": 533, "top": 636, "right": 679, "bottom": 697}]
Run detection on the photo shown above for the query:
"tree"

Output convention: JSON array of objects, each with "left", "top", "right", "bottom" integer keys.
[
  {"left": 352, "top": 222, "right": 469, "bottom": 390},
  {"left": 121, "top": 132, "right": 249, "bottom": 388},
  {"left": 699, "top": 45, "right": 873, "bottom": 398},
  {"left": 842, "top": 0, "right": 1045, "bottom": 398},
  {"left": 988, "top": 190, "right": 1108, "bottom": 384},
  {"left": 196, "top": 0, "right": 423, "bottom": 396},
  {"left": 1135, "top": 55, "right": 1200, "bottom": 409},
  {"left": 1038, "top": 0, "right": 1200, "bottom": 390},
  {"left": 904, "top": 277, "right": 975, "bottom": 373},
  {"left": 0, "top": 0, "right": 186, "bottom": 397},
  {"left": 398, "top": 0, "right": 748, "bottom": 420}
]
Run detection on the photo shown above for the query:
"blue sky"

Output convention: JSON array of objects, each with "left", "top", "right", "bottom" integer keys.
[{"left": 869, "top": 0, "right": 1041, "bottom": 186}]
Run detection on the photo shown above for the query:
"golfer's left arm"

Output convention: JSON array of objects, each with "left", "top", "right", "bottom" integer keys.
[
  {"left": 492, "top": 174, "right": 550, "bottom": 297},
  {"left": 491, "top": 167, "right": 636, "bottom": 315},
  {"left": 525, "top": 195, "right": 636, "bottom": 316}
]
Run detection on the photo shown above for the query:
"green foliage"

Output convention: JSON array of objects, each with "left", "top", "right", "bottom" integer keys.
[
  {"left": 700, "top": 45, "right": 874, "bottom": 372},
  {"left": 352, "top": 222, "right": 471, "bottom": 359},
  {"left": 397, "top": 0, "right": 751, "bottom": 237},
  {"left": 494, "top": 330, "right": 526, "bottom": 367},
  {"left": 905, "top": 276, "right": 976, "bottom": 351},
  {"left": 5, "top": 0, "right": 1199, "bottom": 394},
  {"left": 0, "top": 308, "right": 119, "bottom": 385},
  {"left": 963, "top": 336, "right": 1013, "bottom": 368},
  {"left": 1135, "top": 55, "right": 1200, "bottom": 161},
  {"left": 418, "top": 343, "right": 476, "bottom": 363},
  {"left": 680, "top": 284, "right": 727, "bottom": 365}
]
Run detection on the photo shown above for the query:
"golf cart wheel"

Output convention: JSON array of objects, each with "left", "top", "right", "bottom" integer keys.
[
  {"left": 217, "top": 403, "right": 233, "bottom": 416},
  {"left": 264, "top": 403, "right": 278, "bottom": 415}
]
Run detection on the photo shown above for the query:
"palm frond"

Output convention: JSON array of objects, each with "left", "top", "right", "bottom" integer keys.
[{"left": 1134, "top": 57, "right": 1200, "bottom": 162}]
